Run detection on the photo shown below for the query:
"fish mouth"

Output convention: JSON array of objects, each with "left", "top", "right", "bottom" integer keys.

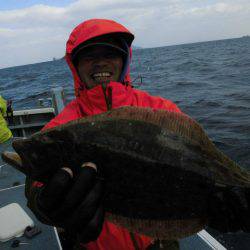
[{"left": 91, "top": 71, "right": 113, "bottom": 82}]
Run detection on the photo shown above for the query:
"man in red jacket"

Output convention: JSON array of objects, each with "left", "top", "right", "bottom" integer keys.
[
  {"left": 25, "top": 19, "right": 250, "bottom": 250},
  {"left": 26, "top": 18, "right": 181, "bottom": 250}
]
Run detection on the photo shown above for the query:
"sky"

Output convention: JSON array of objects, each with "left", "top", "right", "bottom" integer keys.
[{"left": 0, "top": 0, "right": 250, "bottom": 69}]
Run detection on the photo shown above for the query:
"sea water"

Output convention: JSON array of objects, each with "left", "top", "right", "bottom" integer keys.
[{"left": 0, "top": 37, "right": 250, "bottom": 249}]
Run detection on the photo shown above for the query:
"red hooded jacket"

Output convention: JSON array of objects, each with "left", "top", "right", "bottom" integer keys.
[{"left": 42, "top": 19, "right": 182, "bottom": 250}]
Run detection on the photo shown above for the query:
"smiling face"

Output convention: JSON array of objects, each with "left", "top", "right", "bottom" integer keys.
[{"left": 76, "top": 45, "right": 124, "bottom": 89}]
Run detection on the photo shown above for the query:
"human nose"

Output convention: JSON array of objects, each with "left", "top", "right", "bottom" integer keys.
[{"left": 91, "top": 56, "right": 109, "bottom": 67}]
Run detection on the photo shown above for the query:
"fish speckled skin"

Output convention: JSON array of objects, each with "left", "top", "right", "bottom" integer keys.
[{"left": 2, "top": 106, "right": 250, "bottom": 239}]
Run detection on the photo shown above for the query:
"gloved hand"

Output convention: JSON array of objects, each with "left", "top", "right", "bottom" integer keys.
[
  {"left": 208, "top": 186, "right": 250, "bottom": 233},
  {"left": 29, "top": 163, "right": 105, "bottom": 244}
]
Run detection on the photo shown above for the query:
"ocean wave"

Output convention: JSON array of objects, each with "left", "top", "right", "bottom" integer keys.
[{"left": 194, "top": 99, "right": 222, "bottom": 107}]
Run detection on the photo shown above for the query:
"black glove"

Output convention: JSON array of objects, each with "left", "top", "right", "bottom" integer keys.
[
  {"left": 30, "top": 164, "right": 105, "bottom": 244},
  {"left": 208, "top": 186, "right": 250, "bottom": 233}
]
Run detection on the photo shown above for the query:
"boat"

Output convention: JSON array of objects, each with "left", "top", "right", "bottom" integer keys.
[
  {"left": 6, "top": 87, "right": 65, "bottom": 137},
  {"left": 0, "top": 87, "right": 227, "bottom": 249}
]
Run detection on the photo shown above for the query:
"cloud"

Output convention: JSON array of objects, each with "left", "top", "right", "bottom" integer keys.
[{"left": 0, "top": 0, "right": 250, "bottom": 68}]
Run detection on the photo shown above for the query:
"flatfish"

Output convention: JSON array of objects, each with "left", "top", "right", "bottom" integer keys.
[{"left": 2, "top": 106, "right": 250, "bottom": 239}]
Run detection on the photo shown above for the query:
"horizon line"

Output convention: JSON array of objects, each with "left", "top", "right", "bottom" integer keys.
[{"left": 0, "top": 35, "right": 248, "bottom": 70}]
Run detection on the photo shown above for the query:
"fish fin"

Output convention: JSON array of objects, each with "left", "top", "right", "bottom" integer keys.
[{"left": 1, "top": 151, "right": 27, "bottom": 175}]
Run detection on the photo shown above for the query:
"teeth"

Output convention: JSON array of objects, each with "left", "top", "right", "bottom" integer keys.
[{"left": 93, "top": 72, "right": 111, "bottom": 77}]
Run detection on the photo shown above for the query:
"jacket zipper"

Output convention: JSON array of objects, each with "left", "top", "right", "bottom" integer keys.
[{"left": 101, "top": 83, "right": 112, "bottom": 110}]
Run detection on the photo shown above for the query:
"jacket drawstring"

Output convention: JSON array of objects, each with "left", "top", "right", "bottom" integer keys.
[
  {"left": 129, "top": 232, "right": 140, "bottom": 250},
  {"left": 101, "top": 83, "right": 112, "bottom": 110}
]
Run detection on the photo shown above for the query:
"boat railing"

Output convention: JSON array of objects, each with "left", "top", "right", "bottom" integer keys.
[{"left": 4, "top": 87, "right": 65, "bottom": 137}]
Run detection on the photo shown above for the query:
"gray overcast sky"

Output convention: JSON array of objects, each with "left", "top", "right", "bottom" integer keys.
[{"left": 0, "top": 0, "right": 250, "bottom": 69}]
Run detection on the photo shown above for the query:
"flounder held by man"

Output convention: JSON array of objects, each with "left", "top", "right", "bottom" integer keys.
[{"left": 2, "top": 106, "right": 250, "bottom": 239}]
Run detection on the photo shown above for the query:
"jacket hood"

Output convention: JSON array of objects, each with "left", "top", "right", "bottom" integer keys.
[{"left": 65, "top": 19, "right": 134, "bottom": 97}]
